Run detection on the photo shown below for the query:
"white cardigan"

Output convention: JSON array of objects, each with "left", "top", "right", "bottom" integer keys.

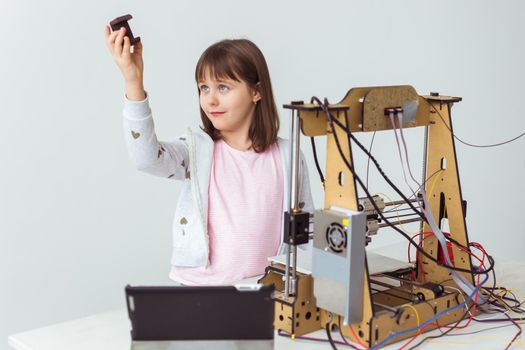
[{"left": 123, "top": 95, "right": 314, "bottom": 268}]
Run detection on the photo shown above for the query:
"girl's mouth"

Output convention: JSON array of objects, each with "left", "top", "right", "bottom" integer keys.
[{"left": 211, "top": 112, "right": 226, "bottom": 117}]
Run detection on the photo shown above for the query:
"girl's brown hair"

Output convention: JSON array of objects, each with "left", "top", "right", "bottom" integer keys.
[{"left": 195, "top": 39, "right": 279, "bottom": 153}]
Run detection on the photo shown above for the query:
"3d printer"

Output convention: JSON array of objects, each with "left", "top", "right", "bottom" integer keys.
[{"left": 259, "top": 85, "right": 491, "bottom": 348}]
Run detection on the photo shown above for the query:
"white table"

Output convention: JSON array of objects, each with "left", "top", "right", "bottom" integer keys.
[
  {"left": 8, "top": 306, "right": 524, "bottom": 350},
  {"left": 8, "top": 256, "right": 525, "bottom": 350}
]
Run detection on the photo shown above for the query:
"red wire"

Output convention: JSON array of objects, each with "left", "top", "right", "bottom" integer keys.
[
  {"left": 347, "top": 323, "right": 368, "bottom": 348},
  {"left": 408, "top": 232, "right": 435, "bottom": 282},
  {"left": 398, "top": 233, "right": 490, "bottom": 348},
  {"left": 434, "top": 242, "right": 486, "bottom": 330}
]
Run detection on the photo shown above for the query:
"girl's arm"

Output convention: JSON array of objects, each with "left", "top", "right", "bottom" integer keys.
[
  {"left": 104, "top": 25, "right": 189, "bottom": 179},
  {"left": 123, "top": 94, "right": 189, "bottom": 180}
]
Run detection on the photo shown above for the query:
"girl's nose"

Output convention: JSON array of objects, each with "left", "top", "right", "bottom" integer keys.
[{"left": 207, "top": 93, "right": 219, "bottom": 106}]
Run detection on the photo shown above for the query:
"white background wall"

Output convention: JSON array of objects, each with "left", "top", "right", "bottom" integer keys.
[{"left": 1, "top": 0, "right": 524, "bottom": 348}]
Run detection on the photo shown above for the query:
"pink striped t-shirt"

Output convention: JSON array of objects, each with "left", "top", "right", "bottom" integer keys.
[{"left": 169, "top": 139, "right": 284, "bottom": 285}]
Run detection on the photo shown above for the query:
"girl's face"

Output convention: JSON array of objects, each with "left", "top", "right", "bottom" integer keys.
[{"left": 198, "top": 69, "right": 261, "bottom": 135}]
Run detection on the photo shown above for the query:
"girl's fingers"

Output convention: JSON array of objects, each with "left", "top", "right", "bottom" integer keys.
[
  {"left": 114, "top": 27, "right": 125, "bottom": 56},
  {"left": 106, "top": 27, "right": 119, "bottom": 50},
  {"left": 105, "top": 27, "right": 115, "bottom": 48},
  {"left": 132, "top": 40, "right": 143, "bottom": 55},
  {"left": 122, "top": 36, "right": 131, "bottom": 60}
]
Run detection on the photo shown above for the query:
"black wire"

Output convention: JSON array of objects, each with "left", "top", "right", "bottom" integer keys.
[
  {"left": 320, "top": 98, "right": 426, "bottom": 222},
  {"left": 479, "top": 277, "right": 517, "bottom": 312},
  {"left": 425, "top": 100, "right": 525, "bottom": 148},
  {"left": 310, "top": 136, "right": 325, "bottom": 188},
  {"left": 310, "top": 96, "right": 494, "bottom": 276},
  {"left": 482, "top": 287, "right": 525, "bottom": 312},
  {"left": 483, "top": 283, "right": 525, "bottom": 314},
  {"left": 337, "top": 317, "right": 361, "bottom": 350},
  {"left": 326, "top": 323, "right": 340, "bottom": 350},
  {"left": 471, "top": 245, "right": 497, "bottom": 309},
  {"left": 474, "top": 316, "right": 525, "bottom": 322},
  {"left": 365, "top": 131, "right": 376, "bottom": 189}
]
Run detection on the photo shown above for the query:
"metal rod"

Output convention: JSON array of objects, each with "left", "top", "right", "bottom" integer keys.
[
  {"left": 284, "top": 244, "right": 291, "bottom": 296},
  {"left": 373, "top": 302, "right": 401, "bottom": 314},
  {"left": 370, "top": 287, "right": 414, "bottom": 302},
  {"left": 370, "top": 278, "right": 403, "bottom": 291},
  {"left": 382, "top": 212, "right": 422, "bottom": 220},
  {"left": 290, "top": 110, "right": 301, "bottom": 210},
  {"left": 290, "top": 110, "right": 302, "bottom": 294},
  {"left": 376, "top": 273, "right": 423, "bottom": 287},
  {"left": 420, "top": 125, "right": 429, "bottom": 233},
  {"left": 383, "top": 206, "right": 421, "bottom": 214},
  {"left": 422, "top": 125, "right": 429, "bottom": 185},
  {"left": 285, "top": 107, "right": 302, "bottom": 297},
  {"left": 384, "top": 198, "right": 419, "bottom": 207},
  {"left": 292, "top": 245, "right": 297, "bottom": 295},
  {"left": 378, "top": 218, "right": 422, "bottom": 228}
]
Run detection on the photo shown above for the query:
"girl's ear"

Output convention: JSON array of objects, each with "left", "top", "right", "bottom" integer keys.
[{"left": 252, "top": 82, "right": 262, "bottom": 103}]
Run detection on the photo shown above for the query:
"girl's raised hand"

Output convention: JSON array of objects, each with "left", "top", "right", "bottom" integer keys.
[{"left": 104, "top": 25, "right": 144, "bottom": 89}]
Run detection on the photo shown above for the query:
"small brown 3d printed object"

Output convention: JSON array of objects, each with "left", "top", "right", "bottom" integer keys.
[{"left": 110, "top": 14, "right": 141, "bottom": 46}]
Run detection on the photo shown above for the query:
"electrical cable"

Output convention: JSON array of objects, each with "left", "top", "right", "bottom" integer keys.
[
  {"left": 326, "top": 323, "right": 341, "bottom": 350},
  {"left": 365, "top": 131, "right": 376, "bottom": 189},
  {"left": 481, "top": 287, "right": 525, "bottom": 313},
  {"left": 474, "top": 316, "right": 525, "bottom": 322},
  {"left": 425, "top": 100, "right": 525, "bottom": 148},
  {"left": 337, "top": 317, "right": 365, "bottom": 350},
  {"left": 310, "top": 136, "right": 325, "bottom": 188},
  {"left": 388, "top": 111, "right": 419, "bottom": 196}
]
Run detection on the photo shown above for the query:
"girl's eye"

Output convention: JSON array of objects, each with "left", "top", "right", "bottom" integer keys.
[
  {"left": 219, "top": 84, "right": 229, "bottom": 92},
  {"left": 200, "top": 85, "right": 209, "bottom": 92}
]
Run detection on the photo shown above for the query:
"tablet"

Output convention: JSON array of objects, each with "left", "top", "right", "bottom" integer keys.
[{"left": 125, "top": 284, "right": 275, "bottom": 350}]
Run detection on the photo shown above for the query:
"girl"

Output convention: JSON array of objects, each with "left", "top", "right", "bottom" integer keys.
[{"left": 104, "top": 26, "right": 314, "bottom": 285}]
